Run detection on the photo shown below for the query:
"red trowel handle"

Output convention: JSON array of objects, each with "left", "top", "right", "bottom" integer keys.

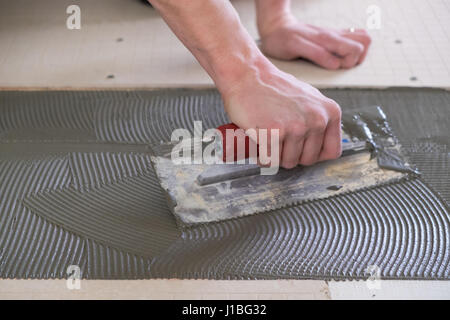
[{"left": 217, "top": 123, "right": 258, "bottom": 162}]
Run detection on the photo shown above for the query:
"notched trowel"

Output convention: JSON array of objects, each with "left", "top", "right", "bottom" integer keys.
[
  {"left": 197, "top": 136, "right": 369, "bottom": 186},
  {"left": 149, "top": 115, "right": 408, "bottom": 227}
]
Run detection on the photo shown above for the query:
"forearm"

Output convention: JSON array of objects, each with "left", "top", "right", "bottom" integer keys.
[
  {"left": 255, "top": 0, "right": 292, "bottom": 37},
  {"left": 149, "top": 0, "right": 272, "bottom": 95}
]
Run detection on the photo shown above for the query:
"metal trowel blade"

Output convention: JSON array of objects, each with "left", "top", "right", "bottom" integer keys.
[{"left": 197, "top": 140, "right": 370, "bottom": 186}]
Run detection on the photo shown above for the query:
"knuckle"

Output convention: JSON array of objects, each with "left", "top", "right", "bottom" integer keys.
[
  {"left": 317, "top": 30, "right": 332, "bottom": 42},
  {"left": 326, "top": 100, "right": 342, "bottom": 119},
  {"left": 311, "top": 113, "right": 328, "bottom": 132},
  {"left": 268, "top": 121, "right": 285, "bottom": 138},
  {"left": 277, "top": 127, "right": 286, "bottom": 140},
  {"left": 268, "top": 120, "right": 281, "bottom": 129},
  {"left": 288, "top": 122, "right": 306, "bottom": 138}
]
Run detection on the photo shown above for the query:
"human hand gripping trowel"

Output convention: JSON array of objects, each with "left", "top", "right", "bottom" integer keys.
[
  {"left": 148, "top": 116, "right": 406, "bottom": 227},
  {"left": 197, "top": 123, "right": 369, "bottom": 186}
]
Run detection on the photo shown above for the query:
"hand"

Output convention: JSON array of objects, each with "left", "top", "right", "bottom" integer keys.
[
  {"left": 259, "top": 15, "right": 371, "bottom": 70},
  {"left": 222, "top": 62, "right": 342, "bottom": 169}
]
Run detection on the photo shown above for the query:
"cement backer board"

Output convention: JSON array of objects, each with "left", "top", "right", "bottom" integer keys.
[
  {"left": 0, "top": 0, "right": 449, "bottom": 88},
  {"left": 329, "top": 280, "right": 450, "bottom": 300},
  {"left": 1, "top": 279, "right": 449, "bottom": 300},
  {"left": 0, "top": 279, "right": 330, "bottom": 300}
]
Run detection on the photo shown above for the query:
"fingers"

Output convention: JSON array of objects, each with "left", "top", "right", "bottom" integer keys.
[
  {"left": 318, "top": 102, "right": 342, "bottom": 161},
  {"left": 298, "top": 110, "right": 328, "bottom": 166},
  {"left": 315, "top": 30, "right": 365, "bottom": 68},
  {"left": 263, "top": 22, "right": 371, "bottom": 69},
  {"left": 281, "top": 136, "right": 304, "bottom": 169},
  {"left": 260, "top": 117, "right": 341, "bottom": 169},
  {"left": 255, "top": 126, "right": 282, "bottom": 168},
  {"left": 319, "top": 120, "right": 342, "bottom": 162},
  {"left": 281, "top": 100, "right": 341, "bottom": 168},
  {"left": 286, "top": 35, "right": 341, "bottom": 70},
  {"left": 299, "top": 132, "right": 325, "bottom": 165},
  {"left": 339, "top": 29, "right": 371, "bottom": 64}
]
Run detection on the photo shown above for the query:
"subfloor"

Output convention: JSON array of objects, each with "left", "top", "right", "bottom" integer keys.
[
  {"left": 1, "top": 279, "right": 449, "bottom": 300},
  {"left": 0, "top": 0, "right": 449, "bottom": 299},
  {"left": 0, "top": 0, "right": 449, "bottom": 88}
]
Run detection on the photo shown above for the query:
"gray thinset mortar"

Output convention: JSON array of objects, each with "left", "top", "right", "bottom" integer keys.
[
  {"left": 150, "top": 104, "right": 412, "bottom": 227},
  {"left": 0, "top": 88, "right": 449, "bottom": 280}
]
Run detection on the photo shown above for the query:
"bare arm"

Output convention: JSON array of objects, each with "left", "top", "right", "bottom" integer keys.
[
  {"left": 255, "top": 0, "right": 291, "bottom": 37},
  {"left": 149, "top": 0, "right": 343, "bottom": 168},
  {"left": 149, "top": 0, "right": 265, "bottom": 95}
]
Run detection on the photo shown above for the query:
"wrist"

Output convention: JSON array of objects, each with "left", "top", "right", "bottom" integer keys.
[
  {"left": 209, "top": 43, "right": 275, "bottom": 96},
  {"left": 256, "top": 0, "right": 295, "bottom": 38},
  {"left": 258, "top": 12, "right": 296, "bottom": 38}
]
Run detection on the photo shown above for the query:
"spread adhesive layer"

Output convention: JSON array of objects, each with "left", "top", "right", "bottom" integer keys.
[{"left": 0, "top": 88, "right": 449, "bottom": 280}]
